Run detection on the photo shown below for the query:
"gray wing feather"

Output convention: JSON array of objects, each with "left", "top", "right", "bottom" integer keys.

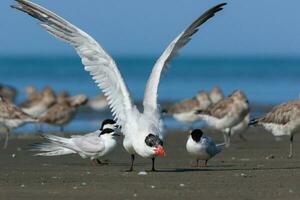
[
  {"left": 143, "top": 3, "right": 226, "bottom": 112},
  {"left": 12, "top": 0, "right": 133, "bottom": 127}
]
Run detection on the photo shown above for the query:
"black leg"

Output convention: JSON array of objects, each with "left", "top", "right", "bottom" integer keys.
[
  {"left": 96, "top": 158, "right": 109, "bottom": 165},
  {"left": 205, "top": 160, "right": 208, "bottom": 167},
  {"left": 96, "top": 159, "right": 102, "bottom": 164},
  {"left": 288, "top": 135, "right": 294, "bottom": 158},
  {"left": 151, "top": 157, "right": 156, "bottom": 172},
  {"left": 126, "top": 154, "right": 135, "bottom": 172}
]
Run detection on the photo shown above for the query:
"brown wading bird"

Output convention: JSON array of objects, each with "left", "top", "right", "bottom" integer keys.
[
  {"left": 21, "top": 86, "right": 56, "bottom": 117},
  {"left": 88, "top": 94, "right": 108, "bottom": 111},
  {"left": 39, "top": 93, "right": 88, "bottom": 132},
  {"left": 0, "top": 84, "right": 17, "bottom": 103},
  {"left": 209, "top": 86, "right": 250, "bottom": 141},
  {"left": 209, "top": 86, "right": 224, "bottom": 104},
  {"left": 196, "top": 90, "right": 250, "bottom": 147},
  {"left": 24, "top": 86, "right": 39, "bottom": 100},
  {"left": 0, "top": 96, "right": 37, "bottom": 148},
  {"left": 162, "top": 91, "right": 212, "bottom": 126},
  {"left": 250, "top": 100, "right": 300, "bottom": 158}
]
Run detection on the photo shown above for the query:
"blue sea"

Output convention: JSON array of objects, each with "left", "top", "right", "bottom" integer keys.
[{"left": 1, "top": 55, "right": 300, "bottom": 132}]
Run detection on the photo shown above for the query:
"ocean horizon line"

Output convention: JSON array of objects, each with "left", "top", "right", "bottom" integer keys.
[{"left": 1, "top": 54, "right": 300, "bottom": 61}]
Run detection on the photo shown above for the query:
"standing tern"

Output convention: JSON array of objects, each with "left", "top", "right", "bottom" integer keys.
[
  {"left": 12, "top": 0, "right": 226, "bottom": 171},
  {"left": 186, "top": 129, "right": 225, "bottom": 167},
  {"left": 32, "top": 119, "right": 119, "bottom": 164}
]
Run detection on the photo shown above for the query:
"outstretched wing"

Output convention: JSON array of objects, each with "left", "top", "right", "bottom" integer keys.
[
  {"left": 12, "top": 0, "right": 133, "bottom": 126},
  {"left": 143, "top": 3, "right": 226, "bottom": 113}
]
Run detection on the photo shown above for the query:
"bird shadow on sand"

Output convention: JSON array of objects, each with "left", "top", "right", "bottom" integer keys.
[
  {"left": 150, "top": 165, "right": 300, "bottom": 173},
  {"left": 154, "top": 164, "right": 235, "bottom": 173},
  {"left": 61, "top": 161, "right": 148, "bottom": 167}
]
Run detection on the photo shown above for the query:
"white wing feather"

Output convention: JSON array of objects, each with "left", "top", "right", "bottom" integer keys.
[
  {"left": 12, "top": 0, "right": 133, "bottom": 126},
  {"left": 143, "top": 3, "right": 226, "bottom": 113},
  {"left": 72, "top": 137, "right": 105, "bottom": 153}
]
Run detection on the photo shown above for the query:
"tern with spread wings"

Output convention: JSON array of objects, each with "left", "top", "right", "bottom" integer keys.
[{"left": 12, "top": 0, "right": 226, "bottom": 171}]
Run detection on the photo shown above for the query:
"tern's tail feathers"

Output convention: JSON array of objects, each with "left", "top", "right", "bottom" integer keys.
[
  {"left": 31, "top": 135, "right": 76, "bottom": 156},
  {"left": 42, "top": 134, "right": 72, "bottom": 145},
  {"left": 216, "top": 143, "right": 226, "bottom": 153},
  {"left": 34, "top": 149, "right": 75, "bottom": 156}
]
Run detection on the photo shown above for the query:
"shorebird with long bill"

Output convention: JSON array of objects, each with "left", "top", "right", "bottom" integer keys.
[{"left": 12, "top": 0, "right": 226, "bottom": 171}]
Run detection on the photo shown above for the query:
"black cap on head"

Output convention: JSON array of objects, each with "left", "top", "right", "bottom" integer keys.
[
  {"left": 100, "top": 119, "right": 116, "bottom": 130},
  {"left": 191, "top": 129, "right": 203, "bottom": 142},
  {"left": 99, "top": 128, "right": 115, "bottom": 137},
  {"left": 145, "top": 134, "right": 163, "bottom": 147}
]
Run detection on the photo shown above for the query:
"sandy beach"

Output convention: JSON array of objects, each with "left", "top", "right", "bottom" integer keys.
[
  {"left": 0, "top": 127, "right": 299, "bottom": 200},
  {"left": 2, "top": 1, "right": 300, "bottom": 200}
]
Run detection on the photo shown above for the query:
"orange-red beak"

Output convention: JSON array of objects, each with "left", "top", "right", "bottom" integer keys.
[{"left": 154, "top": 146, "right": 165, "bottom": 156}]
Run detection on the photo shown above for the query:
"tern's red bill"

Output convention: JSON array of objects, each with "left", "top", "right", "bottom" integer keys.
[{"left": 154, "top": 146, "right": 165, "bottom": 156}]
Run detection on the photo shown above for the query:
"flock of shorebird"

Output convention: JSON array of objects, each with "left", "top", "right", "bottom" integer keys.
[
  {"left": 0, "top": 84, "right": 95, "bottom": 148},
  {"left": 0, "top": 0, "right": 298, "bottom": 171}
]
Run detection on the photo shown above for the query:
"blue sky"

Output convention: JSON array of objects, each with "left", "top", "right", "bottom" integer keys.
[{"left": 1, "top": 0, "right": 300, "bottom": 56}]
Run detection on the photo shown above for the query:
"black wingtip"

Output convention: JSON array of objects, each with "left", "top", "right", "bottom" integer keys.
[
  {"left": 216, "top": 3, "right": 227, "bottom": 8},
  {"left": 10, "top": 5, "right": 19, "bottom": 9},
  {"left": 212, "top": 3, "right": 227, "bottom": 13}
]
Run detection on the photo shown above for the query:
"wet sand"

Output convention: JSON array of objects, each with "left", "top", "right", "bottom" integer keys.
[{"left": 0, "top": 127, "right": 299, "bottom": 200}]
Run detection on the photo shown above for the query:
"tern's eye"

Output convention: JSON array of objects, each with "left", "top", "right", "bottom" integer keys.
[{"left": 159, "top": 140, "right": 163, "bottom": 146}]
